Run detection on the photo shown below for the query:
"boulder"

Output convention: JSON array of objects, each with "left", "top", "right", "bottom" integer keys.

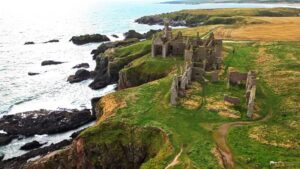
[
  {"left": 0, "top": 135, "right": 14, "bottom": 146},
  {"left": 24, "top": 42, "right": 34, "bottom": 45},
  {"left": 41, "top": 60, "right": 64, "bottom": 66},
  {"left": 70, "top": 34, "right": 110, "bottom": 45},
  {"left": 44, "top": 39, "right": 59, "bottom": 43},
  {"left": 67, "top": 69, "right": 91, "bottom": 83},
  {"left": 0, "top": 152, "right": 4, "bottom": 161},
  {"left": 72, "top": 63, "right": 90, "bottom": 69},
  {"left": 112, "top": 34, "right": 119, "bottom": 38},
  {"left": 124, "top": 30, "right": 144, "bottom": 40},
  {"left": 28, "top": 72, "right": 39, "bottom": 76},
  {"left": 20, "top": 141, "right": 44, "bottom": 150}
]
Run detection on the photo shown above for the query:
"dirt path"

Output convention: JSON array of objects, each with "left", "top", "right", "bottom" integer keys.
[
  {"left": 213, "top": 111, "right": 272, "bottom": 169},
  {"left": 165, "top": 148, "right": 183, "bottom": 169}
]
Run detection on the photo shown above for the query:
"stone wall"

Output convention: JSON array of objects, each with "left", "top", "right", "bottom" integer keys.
[
  {"left": 170, "top": 64, "right": 192, "bottom": 105},
  {"left": 246, "top": 71, "right": 257, "bottom": 118},
  {"left": 227, "top": 70, "right": 257, "bottom": 118},
  {"left": 228, "top": 68, "right": 248, "bottom": 86}
]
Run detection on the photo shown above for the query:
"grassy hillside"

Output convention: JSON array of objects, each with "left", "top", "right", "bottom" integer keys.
[
  {"left": 26, "top": 8, "right": 300, "bottom": 169},
  {"left": 79, "top": 40, "right": 300, "bottom": 168}
]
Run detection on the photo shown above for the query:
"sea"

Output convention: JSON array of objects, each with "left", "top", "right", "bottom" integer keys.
[{"left": 0, "top": 0, "right": 299, "bottom": 160}]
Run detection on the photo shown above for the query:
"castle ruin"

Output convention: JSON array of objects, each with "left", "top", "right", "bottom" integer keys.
[
  {"left": 155, "top": 23, "right": 257, "bottom": 119},
  {"left": 154, "top": 23, "right": 223, "bottom": 106}
]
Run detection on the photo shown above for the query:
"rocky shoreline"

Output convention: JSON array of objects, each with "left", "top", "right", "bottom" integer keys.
[
  {"left": 0, "top": 28, "right": 160, "bottom": 168},
  {"left": 0, "top": 109, "right": 95, "bottom": 147},
  {"left": 0, "top": 139, "right": 72, "bottom": 169}
]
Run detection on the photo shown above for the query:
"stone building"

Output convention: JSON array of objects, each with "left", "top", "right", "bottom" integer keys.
[
  {"left": 152, "top": 22, "right": 186, "bottom": 58},
  {"left": 156, "top": 22, "right": 223, "bottom": 105},
  {"left": 152, "top": 22, "right": 222, "bottom": 82}
]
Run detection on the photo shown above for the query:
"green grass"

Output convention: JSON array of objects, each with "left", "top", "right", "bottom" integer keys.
[
  {"left": 113, "top": 76, "right": 223, "bottom": 168},
  {"left": 226, "top": 42, "right": 300, "bottom": 168},
  {"left": 114, "top": 40, "right": 152, "bottom": 59},
  {"left": 119, "top": 55, "right": 184, "bottom": 88}
]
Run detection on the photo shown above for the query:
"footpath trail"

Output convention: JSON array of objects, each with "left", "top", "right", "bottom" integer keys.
[
  {"left": 165, "top": 148, "right": 183, "bottom": 169},
  {"left": 213, "top": 111, "right": 273, "bottom": 169}
]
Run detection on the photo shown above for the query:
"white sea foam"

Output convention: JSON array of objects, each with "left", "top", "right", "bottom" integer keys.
[{"left": 0, "top": 130, "right": 7, "bottom": 134}]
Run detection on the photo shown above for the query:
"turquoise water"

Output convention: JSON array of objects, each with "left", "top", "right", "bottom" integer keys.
[{"left": 0, "top": 0, "right": 299, "bottom": 160}]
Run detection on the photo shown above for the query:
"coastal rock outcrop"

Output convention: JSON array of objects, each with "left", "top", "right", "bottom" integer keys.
[
  {"left": 67, "top": 69, "right": 91, "bottom": 83},
  {"left": 28, "top": 72, "right": 39, "bottom": 76},
  {"left": 41, "top": 60, "right": 64, "bottom": 66},
  {"left": 24, "top": 41, "right": 35, "bottom": 45},
  {"left": 43, "top": 39, "right": 59, "bottom": 43},
  {"left": 91, "top": 38, "right": 139, "bottom": 59},
  {"left": 0, "top": 134, "right": 13, "bottom": 146},
  {"left": 143, "top": 29, "right": 161, "bottom": 39},
  {"left": 72, "top": 63, "right": 89, "bottom": 69},
  {"left": 89, "top": 55, "right": 110, "bottom": 89},
  {"left": 20, "top": 141, "right": 45, "bottom": 150},
  {"left": 0, "top": 140, "right": 71, "bottom": 169},
  {"left": 90, "top": 40, "right": 151, "bottom": 90},
  {"left": 135, "top": 15, "right": 164, "bottom": 25},
  {"left": 0, "top": 109, "right": 95, "bottom": 145},
  {"left": 112, "top": 34, "right": 119, "bottom": 38},
  {"left": 0, "top": 152, "right": 4, "bottom": 161},
  {"left": 124, "top": 30, "right": 144, "bottom": 40},
  {"left": 70, "top": 34, "right": 110, "bottom": 45}
]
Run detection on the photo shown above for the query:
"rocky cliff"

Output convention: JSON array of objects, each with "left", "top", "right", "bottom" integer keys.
[
  {"left": 89, "top": 40, "right": 151, "bottom": 90},
  {"left": 25, "top": 116, "right": 170, "bottom": 169},
  {"left": 118, "top": 55, "right": 182, "bottom": 89}
]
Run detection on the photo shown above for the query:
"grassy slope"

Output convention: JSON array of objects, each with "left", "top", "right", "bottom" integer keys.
[
  {"left": 81, "top": 8, "right": 299, "bottom": 169},
  {"left": 226, "top": 42, "right": 300, "bottom": 169}
]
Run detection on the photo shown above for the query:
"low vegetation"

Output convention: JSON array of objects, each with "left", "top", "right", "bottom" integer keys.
[{"left": 27, "top": 8, "right": 300, "bottom": 169}]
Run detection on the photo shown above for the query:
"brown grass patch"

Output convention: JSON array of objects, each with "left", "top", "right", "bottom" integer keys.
[
  {"left": 249, "top": 125, "right": 300, "bottom": 149},
  {"left": 206, "top": 97, "right": 241, "bottom": 119},
  {"left": 182, "top": 96, "right": 202, "bottom": 110},
  {"left": 214, "top": 17, "right": 300, "bottom": 41},
  {"left": 98, "top": 94, "right": 127, "bottom": 123},
  {"left": 180, "top": 82, "right": 203, "bottom": 109}
]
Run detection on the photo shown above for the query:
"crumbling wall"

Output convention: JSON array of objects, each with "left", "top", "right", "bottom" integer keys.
[
  {"left": 228, "top": 68, "right": 248, "bottom": 86},
  {"left": 170, "top": 64, "right": 192, "bottom": 105},
  {"left": 246, "top": 71, "right": 257, "bottom": 118},
  {"left": 227, "top": 70, "right": 257, "bottom": 118}
]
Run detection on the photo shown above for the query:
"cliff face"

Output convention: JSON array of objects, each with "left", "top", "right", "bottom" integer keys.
[
  {"left": 118, "top": 55, "right": 183, "bottom": 90},
  {"left": 89, "top": 41, "right": 151, "bottom": 90},
  {"left": 24, "top": 93, "right": 170, "bottom": 169},
  {"left": 25, "top": 122, "right": 168, "bottom": 169}
]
